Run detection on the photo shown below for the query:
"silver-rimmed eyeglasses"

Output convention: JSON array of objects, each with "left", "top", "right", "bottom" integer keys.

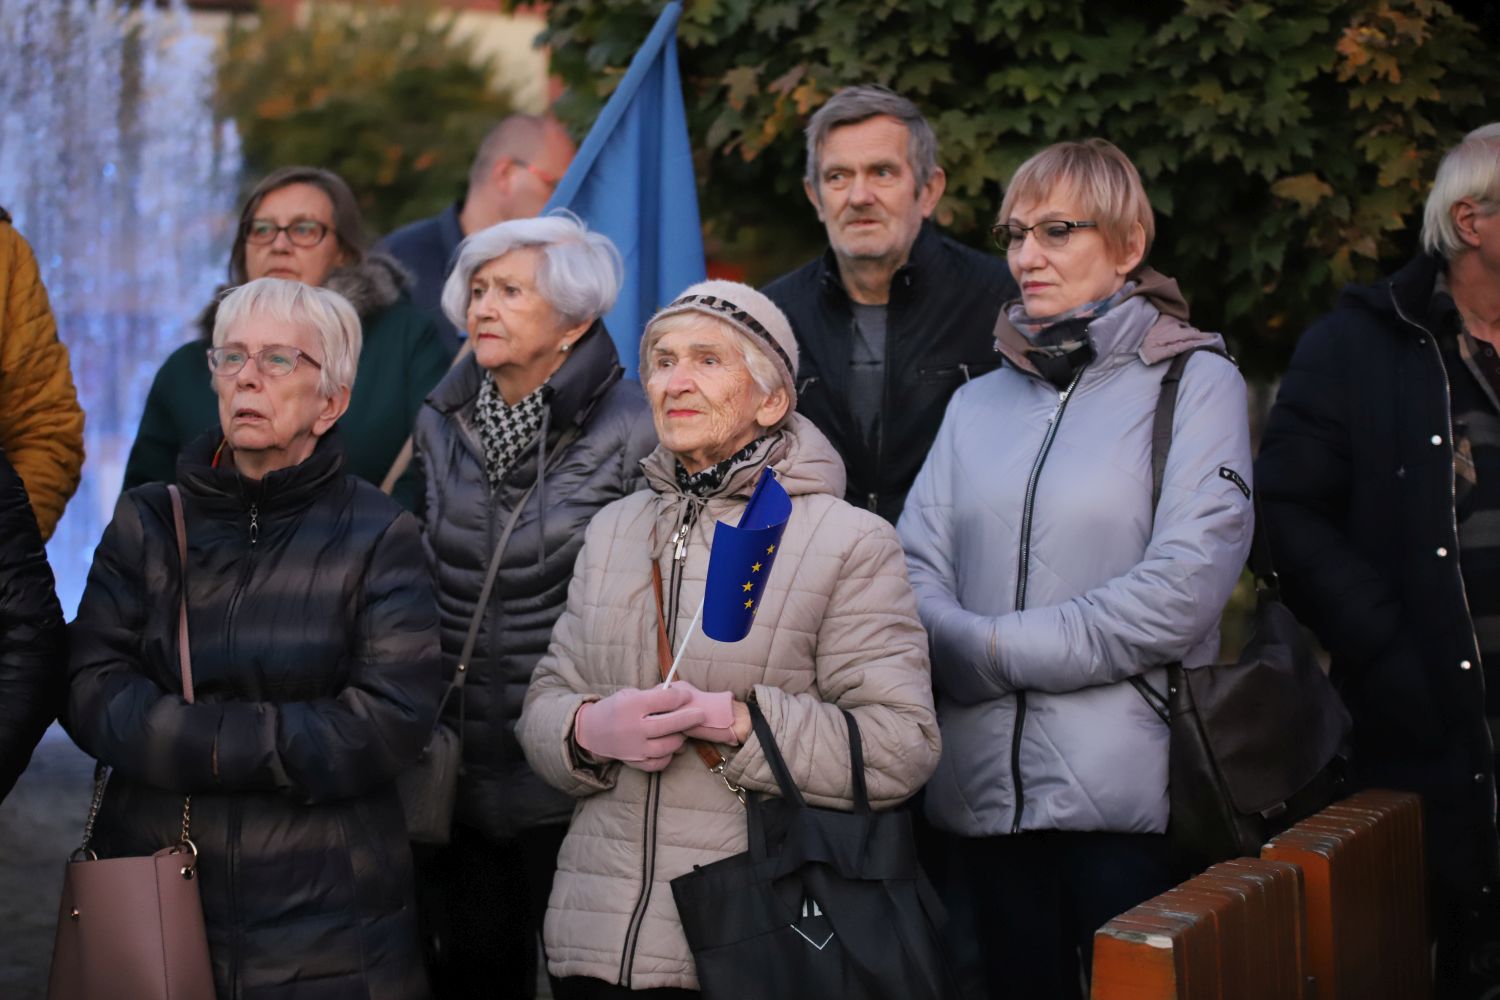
[
  {"left": 207, "top": 344, "right": 324, "bottom": 378},
  {"left": 991, "top": 219, "right": 1098, "bottom": 253}
]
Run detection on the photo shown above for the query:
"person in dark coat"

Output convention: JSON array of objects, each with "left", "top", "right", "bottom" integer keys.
[
  {"left": 411, "top": 211, "right": 655, "bottom": 999},
  {"left": 123, "top": 165, "right": 457, "bottom": 510},
  {"left": 762, "top": 84, "right": 1017, "bottom": 524},
  {"left": 1257, "top": 123, "right": 1500, "bottom": 997},
  {"left": 0, "top": 445, "right": 65, "bottom": 801},
  {"left": 67, "top": 278, "right": 444, "bottom": 1000}
]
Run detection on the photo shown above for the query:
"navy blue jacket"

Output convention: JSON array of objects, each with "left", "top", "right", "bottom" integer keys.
[
  {"left": 378, "top": 201, "right": 466, "bottom": 341},
  {"left": 1257, "top": 253, "right": 1500, "bottom": 903}
]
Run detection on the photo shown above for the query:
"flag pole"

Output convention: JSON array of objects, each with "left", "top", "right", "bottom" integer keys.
[{"left": 661, "top": 597, "right": 705, "bottom": 688}]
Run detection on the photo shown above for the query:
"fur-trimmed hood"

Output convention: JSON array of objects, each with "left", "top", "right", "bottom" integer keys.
[{"left": 194, "top": 253, "right": 415, "bottom": 341}]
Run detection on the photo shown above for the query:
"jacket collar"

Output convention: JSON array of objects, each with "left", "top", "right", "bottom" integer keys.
[
  {"left": 438, "top": 202, "right": 465, "bottom": 261},
  {"left": 640, "top": 412, "right": 846, "bottom": 503},
  {"left": 176, "top": 425, "right": 347, "bottom": 516},
  {"left": 992, "top": 267, "right": 1220, "bottom": 377},
  {"left": 1343, "top": 253, "right": 1444, "bottom": 336},
  {"left": 816, "top": 220, "right": 943, "bottom": 303},
  {"left": 428, "top": 318, "right": 623, "bottom": 431}
]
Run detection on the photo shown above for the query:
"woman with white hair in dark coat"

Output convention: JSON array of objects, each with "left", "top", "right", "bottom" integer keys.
[{"left": 411, "top": 211, "right": 657, "bottom": 998}]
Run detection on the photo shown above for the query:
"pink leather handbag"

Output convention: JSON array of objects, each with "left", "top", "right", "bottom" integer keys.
[{"left": 47, "top": 484, "right": 215, "bottom": 999}]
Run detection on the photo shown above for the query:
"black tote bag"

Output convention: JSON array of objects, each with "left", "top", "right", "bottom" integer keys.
[{"left": 670, "top": 702, "right": 953, "bottom": 1000}]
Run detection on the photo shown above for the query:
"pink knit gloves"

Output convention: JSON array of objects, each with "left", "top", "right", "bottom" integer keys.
[{"left": 573, "top": 686, "right": 706, "bottom": 772}]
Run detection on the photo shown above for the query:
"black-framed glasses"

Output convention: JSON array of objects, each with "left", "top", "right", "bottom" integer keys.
[
  {"left": 243, "top": 218, "right": 330, "bottom": 248},
  {"left": 207, "top": 344, "right": 324, "bottom": 378},
  {"left": 991, "top": 219, "right": 1098, "bottom": 253}
]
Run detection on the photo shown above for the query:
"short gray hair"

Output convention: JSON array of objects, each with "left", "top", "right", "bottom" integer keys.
[
  {"left": 1422, "top": 123, "right": 1500, "bottom": 259},
  {"left": 804, "top": 85, "right": 939, "bottom": 192},
  {"left": 441, "top": 211, "right": 623, "bottom": 332},
  {"left": 639, "top": 312, "right": 790, "bottom": 431},
  {"left": 213, "top": 277, "right": 362, "bottom": 397}
]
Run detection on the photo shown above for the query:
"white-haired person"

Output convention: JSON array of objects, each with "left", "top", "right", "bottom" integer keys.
[
  {"left": 66, "top": 278, "right": 445, "bottom": 1000},
  {"left": 898, "top": 138, "right": 1254, "bottom": 997},
  {"left": 1259, "top": 123, "right": 1500, "bottom": 995},
  {"left": 516, "top": 279, "right": 939, "bottom": 999},
  {"left": 410, "top": 211, "right": 656, "bottom": 998}
]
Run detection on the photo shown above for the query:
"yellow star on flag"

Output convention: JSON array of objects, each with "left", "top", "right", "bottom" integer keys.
[
  {"left": 743, "top": 599, "right": 754, "bottom": 609},
  {"left": 766, "top": 544, "right": 776, "bottom": 555},
  {"left": 751, "top": 562, "right": 762, "bottom": 573},
  {"left": 742, "top": 581, "right": 753, "bottom": 592}
]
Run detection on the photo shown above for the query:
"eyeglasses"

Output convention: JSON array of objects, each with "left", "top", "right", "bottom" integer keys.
[
  {"left": 513, "top": 158, "right": 562, "bottom": 190},
  {"left": 207, "top": 344, "right": 324, "bottom": 378},
  {"left": 243, "top": 218, "right": 331, "bottom": 248},
  {"left": 991, "top": 219, "right": 1098, "bottom": 253}
]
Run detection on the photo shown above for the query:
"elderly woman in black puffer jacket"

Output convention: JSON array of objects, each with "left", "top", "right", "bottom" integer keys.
[
  {"left": 67, "top": 278, "right": 444, "bottom": 1000},
  {"left": 412, "top": 211, "right": 655, "bottom": 999}
]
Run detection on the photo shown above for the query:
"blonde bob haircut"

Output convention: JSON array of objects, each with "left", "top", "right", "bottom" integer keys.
[
  {"left": 213, "top": 277, "right": 363, "bottom": 398},
  {"left": 1421, "top": 123, "right": 1500, "bottom": 260},
  {"left": 999, "top": 138, "right": 1155, "bottom": 263}
]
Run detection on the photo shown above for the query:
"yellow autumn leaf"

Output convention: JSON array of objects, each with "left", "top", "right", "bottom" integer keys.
[{"left": 1271, "top": 173, "right": 1334, "bottom": 211}]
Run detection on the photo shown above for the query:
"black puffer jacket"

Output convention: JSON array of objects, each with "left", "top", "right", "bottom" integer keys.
[
  {"left": 1257, "top": 253, "right": 1499, "bottom": 902},
  {"left": 413, "top": 320, "right": 655, "bottom": 840},
  {"left": 66, "top": 430, "right": 444, "bottom": 1000},
  {"left": 0, "top": 445, "right": 64, "bottom": 801}
]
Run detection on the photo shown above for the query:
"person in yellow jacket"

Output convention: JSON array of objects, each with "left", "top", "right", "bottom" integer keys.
[{"left": 0, "top": 208, "right": 84, "bottom": 540}]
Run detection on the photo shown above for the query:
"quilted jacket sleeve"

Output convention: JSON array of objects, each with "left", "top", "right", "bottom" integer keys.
[
  {"left": 67, "top": 498, "right": 444, "bottom": 802},
  {"left": 517, "top": 512, "right": 620, "bottom": 797},
  {"left": 993, "top": 354, "right": 1254, "bottom": 692},
  {"left": 0, "top": 223, "right": 83, "bottom": 540},
  {"left": 0, "top": 448, "right": 65, "bottom": 800},
  {"left": 723, "top": 514, "right": 941, "bottom": 810},
  {"left": 899, "top": 388, "right": 1012, "bottom": 705}
]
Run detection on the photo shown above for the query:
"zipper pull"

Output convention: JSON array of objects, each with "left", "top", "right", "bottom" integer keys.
[
  {"left": 672, "top": 523, "right": 689, "bottom": 563},
  {"left": 248, "top": 504, "right": 259, "bottom": 545}
]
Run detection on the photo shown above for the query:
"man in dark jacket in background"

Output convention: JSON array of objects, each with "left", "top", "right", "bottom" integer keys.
[
  {"left": 378, "top": 114, "right": 576, "bottom": 340},
  {"left": 1258, "top": 123, "right": 1500, "bottom": 997},
  {"left": 0, "top": 445, "right": 65, "bottom": 802},
  {"left": 763, "top": 85, "right": 1016, "bottom": 524}
]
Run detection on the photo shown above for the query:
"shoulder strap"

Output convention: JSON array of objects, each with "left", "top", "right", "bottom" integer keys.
[
  {"left": 166, "top": 485, "right": 194, "bottom": 705},
  {"left": 380, "top": 338, "right": 474, "bottom": 495}
]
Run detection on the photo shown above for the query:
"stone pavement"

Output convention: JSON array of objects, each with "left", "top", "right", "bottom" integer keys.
[{"left": 0, "top": 724, "right": 94, "bottom": 1000}]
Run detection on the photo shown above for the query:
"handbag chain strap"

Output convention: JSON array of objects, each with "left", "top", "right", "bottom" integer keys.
[{"left": 650, "top": 557, "right": 745, "bottom": 802}]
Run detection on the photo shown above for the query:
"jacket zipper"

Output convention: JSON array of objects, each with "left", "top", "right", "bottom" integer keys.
[
  {"left": 228, "top": 797, "right": 243, "bottom": 997},
  {"left": 1391, "top": 288, "right": 1496, "bottom": 843},
  {"left": 619, "top": 515, "right": 693, "bottom": 985},
  {"left": 1009, "top": 365, "right": 1088, "bottom": 834}
]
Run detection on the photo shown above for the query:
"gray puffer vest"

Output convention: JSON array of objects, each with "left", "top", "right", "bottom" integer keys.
[
  {"left": 413, "top": 322, "right": 657, "bottom": 839},
  {"left": 899, "top": 271, "right": 1254, "bottom": 837}
]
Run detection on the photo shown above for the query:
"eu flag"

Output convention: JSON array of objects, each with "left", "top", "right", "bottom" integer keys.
[
  {"left": 703, "top": 468, "right": 791, "bottom": 642},
  {"left": 543, "top": 1, "right": 706, "bottom": 371}
]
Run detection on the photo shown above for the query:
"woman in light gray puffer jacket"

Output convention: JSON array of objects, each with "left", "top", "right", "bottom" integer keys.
[{"left": 898, "top": 139, "right": 1253, "bottom": 998}]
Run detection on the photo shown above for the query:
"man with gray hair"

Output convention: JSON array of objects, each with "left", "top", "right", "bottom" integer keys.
[
  {"left": 379, "top": 114, "right": 576, "bottom": 338},
  {"left": 1259, "top": 123, "right": 1500, "bottom": 996},
  {"left": 763, "top": 85, "right": 1016, "bottom": 523}
]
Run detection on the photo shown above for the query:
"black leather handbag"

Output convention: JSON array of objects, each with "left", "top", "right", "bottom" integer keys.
[
  {"left": 670, "top": 702, "right": 954, "bottom": 1000},
  {"left": 1131, "top": 348, "right": 1352, "bottom": 865}
]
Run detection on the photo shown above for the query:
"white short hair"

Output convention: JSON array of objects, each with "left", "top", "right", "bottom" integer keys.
[
  {"left": 213, "top": 278, "right": 362, "bottom": 396},
  {"left": 441, "top": 210, "right": 623, "bottom": 331},
  {"left": 1422, "top": 123, "right": 1500, "bottom": 259}
]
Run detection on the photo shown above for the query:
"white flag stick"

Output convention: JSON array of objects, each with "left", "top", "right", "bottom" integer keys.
[{"left": 660, "top": 597, "right": 705, "bottom": 688}]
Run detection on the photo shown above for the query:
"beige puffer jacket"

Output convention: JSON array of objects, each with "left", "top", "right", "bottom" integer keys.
[{"left": 518, "top": 414, "right": 940, "bottom": 991}]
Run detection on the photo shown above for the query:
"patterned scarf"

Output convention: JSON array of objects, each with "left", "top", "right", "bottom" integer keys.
[
  {"left": 1007, "top": 282, "right": 1136, "bottom": 389},
  {"left": 675, "top": 438, "right": 764, "bottom": 497},
  {"left": 472, "top": 373, "right": 548, "bottom": 490}
]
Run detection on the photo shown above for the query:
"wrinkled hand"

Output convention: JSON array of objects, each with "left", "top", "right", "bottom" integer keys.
[
  {"left": 672, "top": 681, "right": 750, "bottom": 746},
  {"left": 573, "top": 686, "right": 706, "bottom": 772}
]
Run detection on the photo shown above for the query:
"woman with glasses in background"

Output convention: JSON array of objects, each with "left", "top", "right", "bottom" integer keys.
[
  {"left": 123, "top": 166, "right": 457, "bottom": 509},
  {"left": 897, "top": 139, "right": 1254, "bottom": 997},
  {"left": 68, "top": 278, "right": 443, "bottom": 999}
]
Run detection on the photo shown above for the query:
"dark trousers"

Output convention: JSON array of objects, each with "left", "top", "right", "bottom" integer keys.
[
  {"left": 552, "top": 978, "right": 698, "bottom": 1000},
  {"left": 960, "top": 830, "right": 1176, "bottom": 999},
  {"left": 416, "top": 822, "right": 569, "bottom": 1000}
]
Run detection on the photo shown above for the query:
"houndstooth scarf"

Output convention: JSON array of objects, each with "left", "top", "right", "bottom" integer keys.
[{"left": 473, "top": 373, "right": 548, "bottom": 490}]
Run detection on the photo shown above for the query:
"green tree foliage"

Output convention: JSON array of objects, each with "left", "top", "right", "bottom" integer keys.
[
  {"left": 217, "top": 0, "right": 513, "bottom": 236},
  {"left": 529, "top": 0, "right": 1495, "bottom": 374}
]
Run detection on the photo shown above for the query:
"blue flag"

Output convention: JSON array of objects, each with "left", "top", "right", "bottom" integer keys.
[
  {"left": 702, "top": 468, "right": 792, "bottom": 642},
  {"left": 544, "top": 1, "right": 706, "bottom": 371}
]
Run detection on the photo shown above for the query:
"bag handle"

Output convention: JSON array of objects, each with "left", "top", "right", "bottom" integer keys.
[
  {"left": 380, "top": 339, "right": 473, "bottom": 495},
  {"left": 745, "top": 701, "right": 871, "bottom": 813}
]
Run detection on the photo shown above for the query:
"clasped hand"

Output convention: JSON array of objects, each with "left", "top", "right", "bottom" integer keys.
[{"left": 573, "top": 682, "right": 746, "bottom": 772}]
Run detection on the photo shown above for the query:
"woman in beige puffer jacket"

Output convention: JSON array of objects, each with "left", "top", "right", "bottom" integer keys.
[{"left": 517, "top": 280, "right": 940, "bottom": 997}]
